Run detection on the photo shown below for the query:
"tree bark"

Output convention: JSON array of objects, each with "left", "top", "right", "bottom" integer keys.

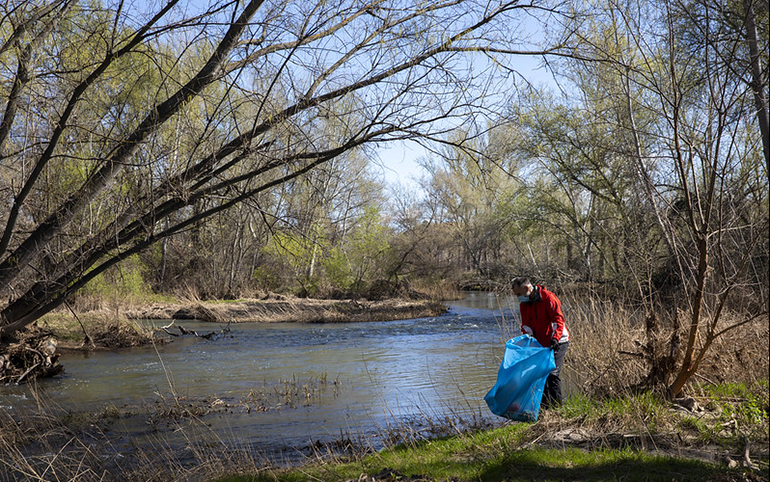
[{"left": 743, "top": 0, "right": 769, "bottom": 172}]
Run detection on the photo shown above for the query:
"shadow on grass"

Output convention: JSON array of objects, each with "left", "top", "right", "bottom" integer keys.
[{"left": 476, "top": 448, "right": 767, "bottom": 482}]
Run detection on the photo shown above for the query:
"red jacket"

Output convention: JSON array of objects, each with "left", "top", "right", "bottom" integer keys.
[{"left": 519, "top": 285, "right": 569, "bottom": 347}]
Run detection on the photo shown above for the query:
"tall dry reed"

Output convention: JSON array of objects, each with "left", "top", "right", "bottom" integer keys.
[
  {"left": 0, "top": 387, "right": 273, "bottom": 482},
  {"left": 552, "top": 294, "right": 770, "bottom": 398}
]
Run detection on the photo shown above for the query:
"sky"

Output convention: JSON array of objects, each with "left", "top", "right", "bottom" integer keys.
[{"left": 374, "top": 54, "right": 560, "bottom": 193}]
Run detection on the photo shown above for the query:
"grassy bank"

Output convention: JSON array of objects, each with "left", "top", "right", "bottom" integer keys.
[
  {"left": 210, "top": 385, "right": 769, "bottom": 482},
  {"left": 1, "top": 383, "right": 766, "bottom": 482}
]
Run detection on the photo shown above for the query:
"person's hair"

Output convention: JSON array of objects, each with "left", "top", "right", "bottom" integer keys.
[{"left": 511, "top": 276, "right": 532, "bottom": 289}]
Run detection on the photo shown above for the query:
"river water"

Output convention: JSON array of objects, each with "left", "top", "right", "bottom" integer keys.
[{"left": 1, "top": 292, "right": 541, "bottom": 465}]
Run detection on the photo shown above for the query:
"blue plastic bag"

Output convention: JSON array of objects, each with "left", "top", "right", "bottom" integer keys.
[{"left": 484, "top": 334, "right": 556, "bottom": 421}]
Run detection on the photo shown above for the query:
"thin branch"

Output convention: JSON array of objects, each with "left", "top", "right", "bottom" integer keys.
[
  {"left": 0, "top": 0, "right": 180, "bottom": 260},
  {"left": 0, "top": 0, "right": 262, "bottom": 289}
]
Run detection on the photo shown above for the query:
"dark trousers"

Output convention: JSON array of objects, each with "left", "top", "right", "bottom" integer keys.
[{"left": 543, "top": 341, "right": 569, "bottom": 408}]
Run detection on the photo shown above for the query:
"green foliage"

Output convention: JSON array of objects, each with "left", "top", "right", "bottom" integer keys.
[
  {"left": 337, "top": 206, "right": 392, "bottom": 292},
  {"left": 80, "top": 254, "right": 152, "bottom": 301},
  {"left": 262, "top": 229, "right": 327, "bottom": 290},
  {"left": 739, "top": 395, "right": 768, "bottom": 427},
  {"left": 703, "top": 383, "right": 769, "bottom": 443},
  {"left": 669, "top": 382, "right": 769, "bottom": 446},
  {"left": 252, "top": 266, "right": 281, "bottom": 292},
  {"left": 323, "top": 245, "right": 353, "bottom": 290},
  {"left": 257, "top": 206, "right": 392, "bottom": 295}
]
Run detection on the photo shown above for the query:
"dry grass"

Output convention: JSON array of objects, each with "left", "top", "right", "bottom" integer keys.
[
  {"left": 34, "top": 312, "right": 155, "bottom": 349},
  {"left": 409, "top": 278, "right": 462, "bottom": 301},
  {"left": 27, "top": 295, "right": 448, "bottom": 352},
  {"left": 123, "top": 296, "right": 448, "bottom": 324},
  {"left": 556, "top": 295, "right": 770, "bottom": 398},
  {"left": 0, "top": 388, "right": 272, "bottom": 482}
]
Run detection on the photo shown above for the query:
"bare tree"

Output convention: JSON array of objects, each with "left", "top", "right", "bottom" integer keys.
[
  {"left": 0, "top": 0, "right": 567, "bottom": 337},
  {"left": 742, "top": 0, "right": 768, "bottom": 170},
  {"left": 421, "top": 127, "right": 520, "bottom": 279},
  {"left": 554, "top": 0, "right": 768, "bottom": 397}
]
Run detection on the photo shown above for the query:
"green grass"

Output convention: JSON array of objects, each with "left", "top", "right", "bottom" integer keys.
[
  {"left": 555, "top": 390, "right": 675, "bottom": 436},
  {"left": 701, "top": 381, "right": 768, "bottom": 399},
  {"left": 688, "top": 381, "right": 770, "bottom": 445},
  {"left": 208, "top": 387, "right": 769, "bottom": 482},
  {"left": 211, "top": 428, "right": 755, "bottom": 482}
]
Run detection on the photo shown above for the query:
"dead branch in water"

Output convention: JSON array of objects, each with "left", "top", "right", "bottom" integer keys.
[{"left": 158, "top": 321, "right": 232, "bottom": 340}]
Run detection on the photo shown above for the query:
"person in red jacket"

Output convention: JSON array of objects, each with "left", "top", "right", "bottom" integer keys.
[{"left": 512, "top": 276, "right": 570, "bottom": 408}]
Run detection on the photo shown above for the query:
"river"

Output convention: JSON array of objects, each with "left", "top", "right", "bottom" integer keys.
[{"left": 1, "top": 292, "right": 556, "bottom": 466}]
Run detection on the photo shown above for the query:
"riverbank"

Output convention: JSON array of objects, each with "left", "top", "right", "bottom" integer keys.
[
  {"left": 1, "top": 294, "right": 767, "bottom": 482},
  {"left": 38, "top": 295, "right": 447, "bottom": 348},
  {"left": 1, "top": 384, "right": 766, "bottom": 482},
  {"left": 208, "top": 387, "right": 768, "bottom": 482},
  {"left": 122, "top": 295, "right": 449, "bottom": 324}
]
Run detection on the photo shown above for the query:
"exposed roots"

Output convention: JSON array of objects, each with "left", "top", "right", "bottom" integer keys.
[{"left": 1, "top": 320, "right": 156, "bottom": 384}]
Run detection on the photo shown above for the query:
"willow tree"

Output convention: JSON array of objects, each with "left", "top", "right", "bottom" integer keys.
[{"left": 0, "top": 0, "right": 570, "bottom": 337}]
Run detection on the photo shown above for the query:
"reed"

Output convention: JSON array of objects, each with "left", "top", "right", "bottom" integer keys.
[
  {"left": 35, "top": 311, "right": 155, "bottom": 349},
  {"left": 409, "top": 278, "right": 462, "bottom": 301},
  {"left": 241, "top": 372, "right": 342, "bottom": 410},
  {"left": 513, "top": 293, "right": 770, "bottom": 400},
  {"left": 0, "top": 386, "right": 277, "bottom": 482}
]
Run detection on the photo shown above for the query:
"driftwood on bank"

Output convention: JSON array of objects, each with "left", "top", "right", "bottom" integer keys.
[{"left": 0, "top": 329, "right": 64, "bottom": 385}]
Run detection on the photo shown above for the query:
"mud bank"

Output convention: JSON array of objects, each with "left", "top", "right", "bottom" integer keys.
[{"left": 123, "top": 296, "right": 449, "bottom": 324}]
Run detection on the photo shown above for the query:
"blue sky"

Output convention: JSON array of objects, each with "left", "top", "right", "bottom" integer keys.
[{"left": 375, "top": 54, "right": 560, "bottom": 192}]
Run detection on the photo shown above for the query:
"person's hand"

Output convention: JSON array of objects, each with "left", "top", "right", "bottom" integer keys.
[{"left": 550, "top": 338, "right": 559, "bottom": 350}]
